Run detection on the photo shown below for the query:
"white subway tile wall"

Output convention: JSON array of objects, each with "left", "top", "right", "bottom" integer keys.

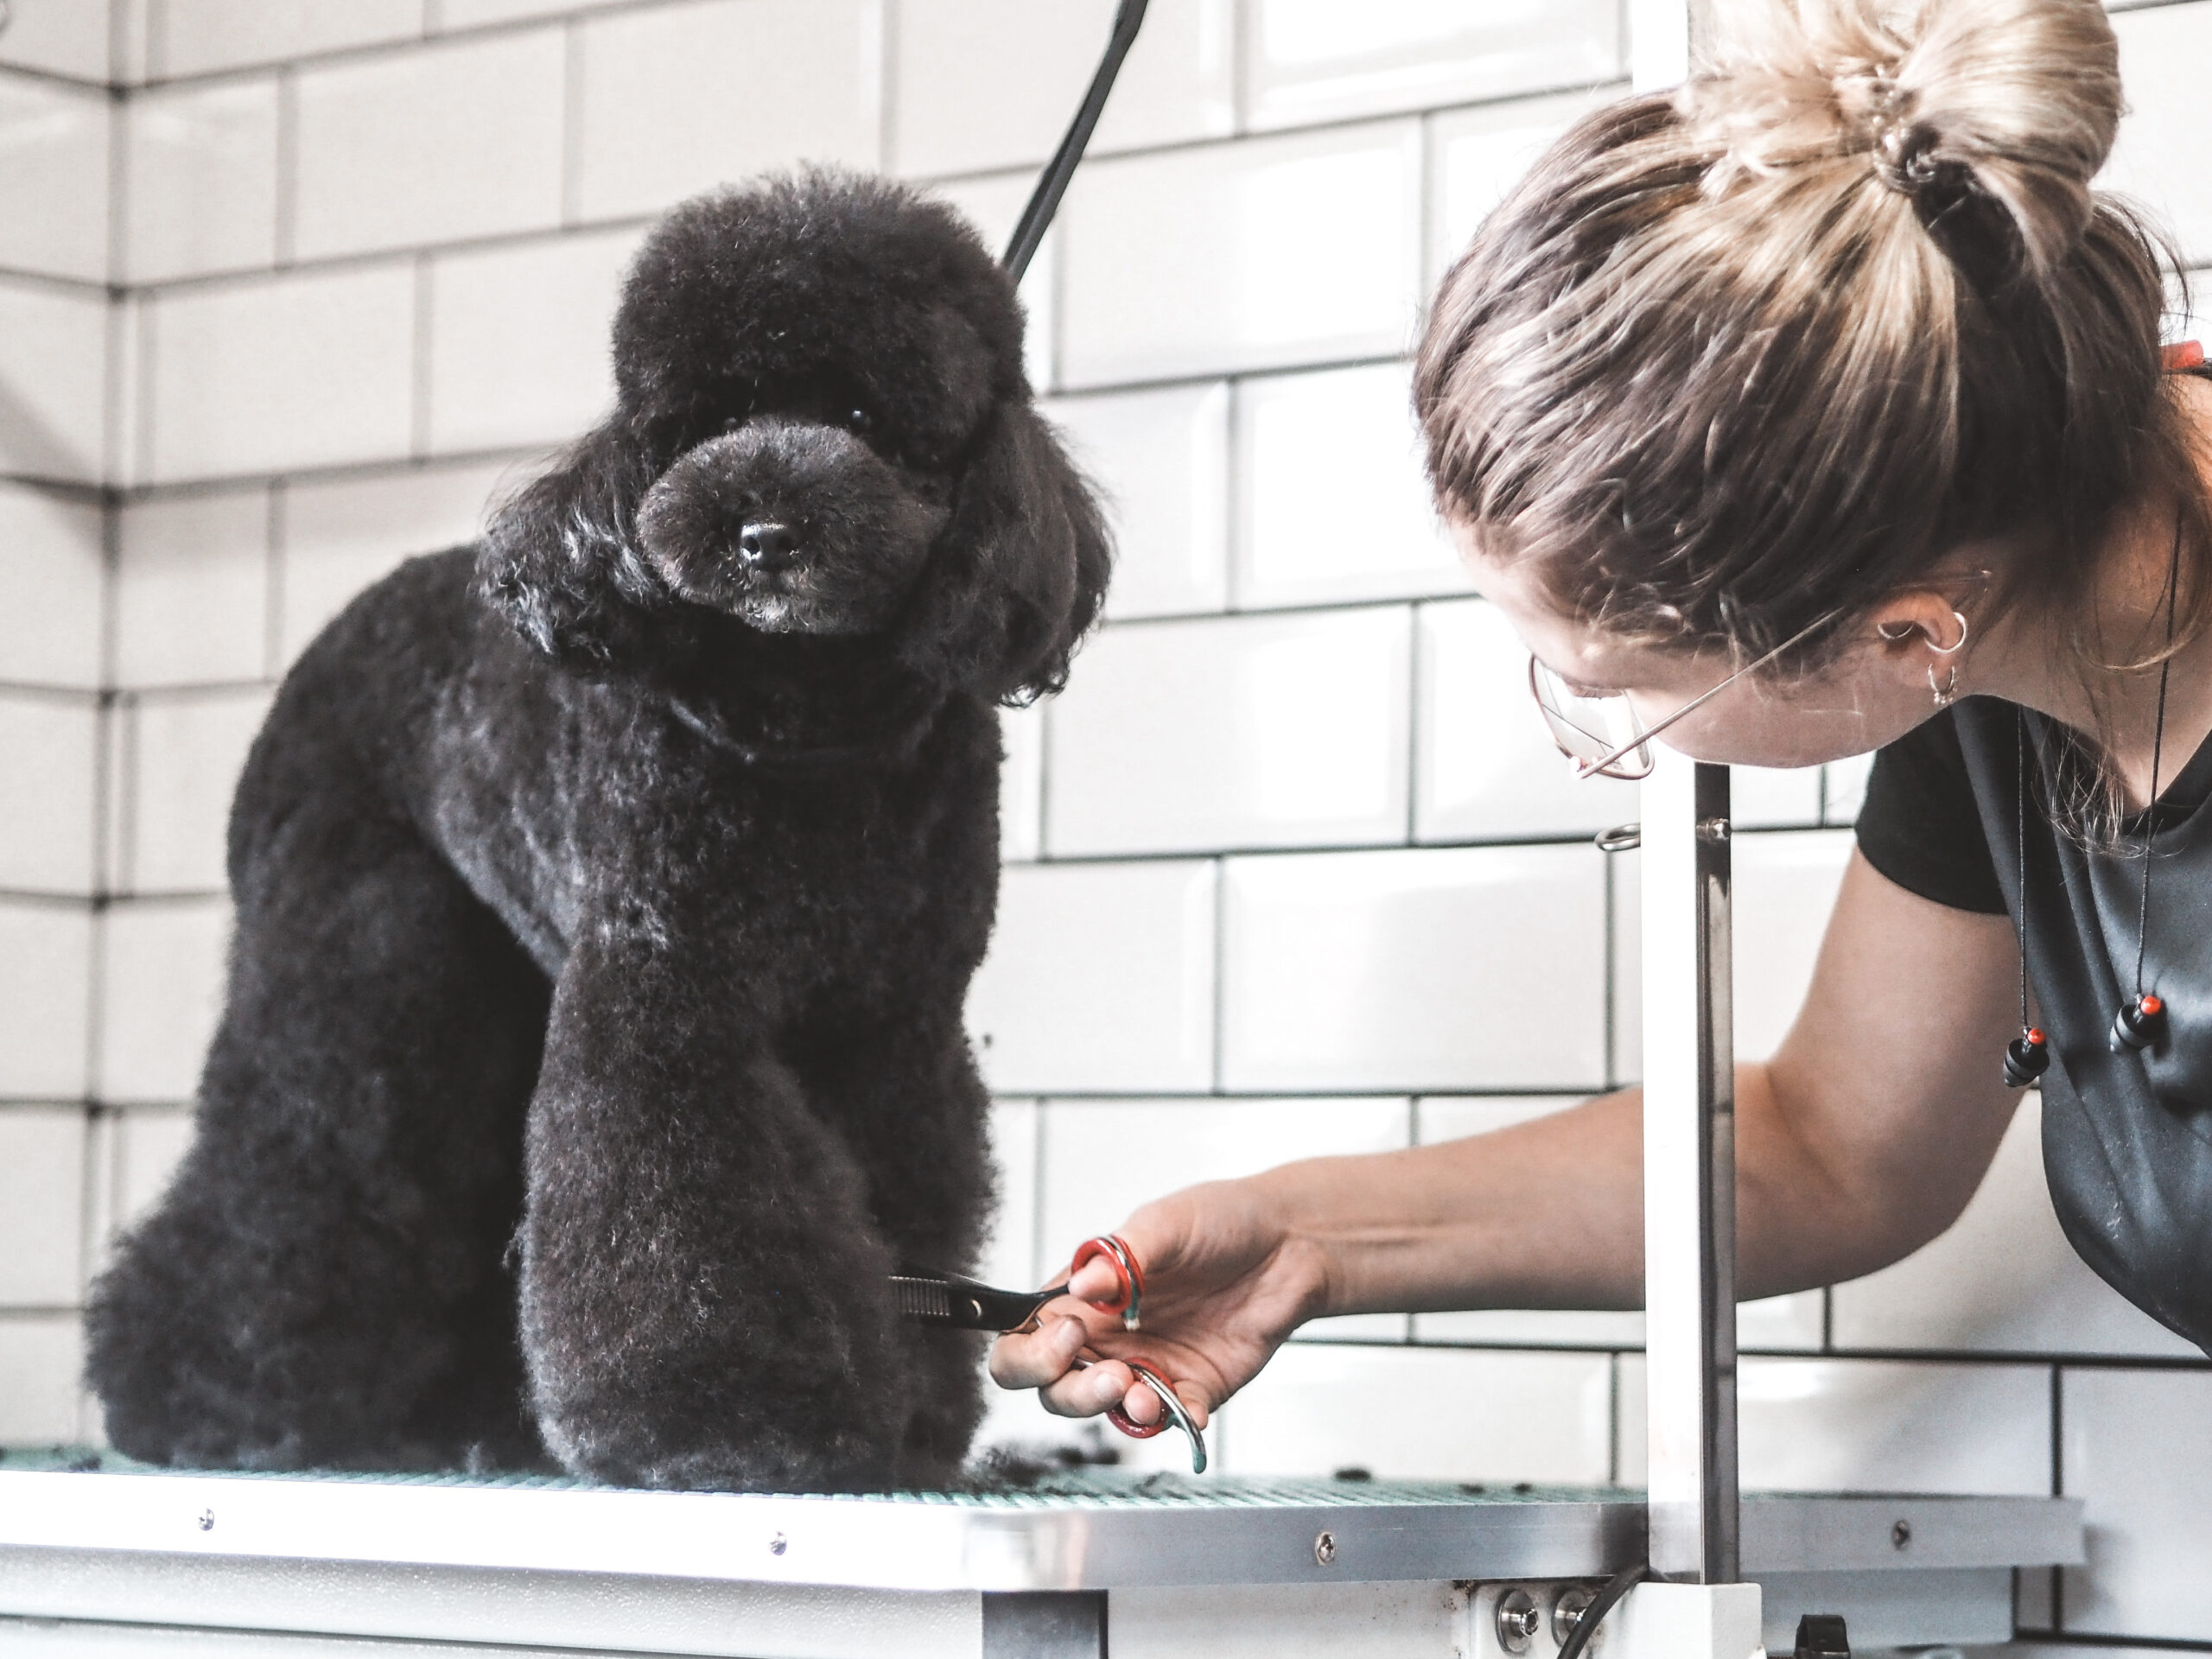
[{"left": 2, "top": 2, "right": 2207, "bottom": 1639}]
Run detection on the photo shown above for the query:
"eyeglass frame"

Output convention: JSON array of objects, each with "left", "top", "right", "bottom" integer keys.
[{"left": 1529, "top": 606, "right": 1854, "bottom": 782}]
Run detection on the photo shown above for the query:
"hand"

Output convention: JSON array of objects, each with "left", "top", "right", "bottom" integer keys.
[{"left": 988, "top": 1175, "right": 1330, "bottom": 1432}]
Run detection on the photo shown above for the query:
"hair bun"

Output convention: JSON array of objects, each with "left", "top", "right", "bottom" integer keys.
[{"left": 1691, "top": 0, "right": 2120, "bottom": 273}]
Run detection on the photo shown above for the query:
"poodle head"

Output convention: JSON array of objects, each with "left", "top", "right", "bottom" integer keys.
[{"left": 480, "top": 170, "right": 1110, "bottom": 705}]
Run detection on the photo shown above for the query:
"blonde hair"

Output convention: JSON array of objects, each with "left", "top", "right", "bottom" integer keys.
[{"left": 1415, "top": 0, "right": 2206, "bottom": 734}]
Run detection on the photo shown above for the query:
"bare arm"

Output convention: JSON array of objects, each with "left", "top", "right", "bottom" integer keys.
[{"left": 993, "top": 851, "right": 2023, "bottom": 1426}]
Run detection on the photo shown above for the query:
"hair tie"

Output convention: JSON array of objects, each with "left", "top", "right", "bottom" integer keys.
[{"left": 2164, "top": 340, "right": 2205, "bottom": 372}]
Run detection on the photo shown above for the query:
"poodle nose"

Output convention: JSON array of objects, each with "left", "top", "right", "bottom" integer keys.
[{"left": 738, "top": 521, "right": 799, "bottom": 572}]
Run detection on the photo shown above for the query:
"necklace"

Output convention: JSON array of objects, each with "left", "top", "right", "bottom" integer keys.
[{"left": 2004, "top": 511, "right": 2184, "bottom": 1085}]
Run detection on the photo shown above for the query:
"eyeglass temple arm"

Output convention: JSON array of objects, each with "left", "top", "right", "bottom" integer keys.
[{"left": 1571, "top": 609, "right": 1843, "bottom": 780}]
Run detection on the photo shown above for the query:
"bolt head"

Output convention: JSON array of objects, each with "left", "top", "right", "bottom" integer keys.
[
  {"left": 1312, "top": 1530, "right": 1337, "bottom": 1567},
  {"left": 1494, "top": 1588, "right": 1539, "bottom": 1654},
  {"left": 1891, "top": 1516, "right": 1912, "bottom": 1549},
  {"left": 769, "top": 1532, "right": 788, "bottom": 1556}
]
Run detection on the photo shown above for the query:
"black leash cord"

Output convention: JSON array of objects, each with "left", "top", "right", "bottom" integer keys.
[
  {"left": 1001, "top": 0, "right": 1149, "bottom": 283},
  {"left": 1555, "top": 1561, "right": 1649, "bottom": 1659}
]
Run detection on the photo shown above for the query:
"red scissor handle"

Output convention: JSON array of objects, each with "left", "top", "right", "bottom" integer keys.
[
  {"left": 1069, "top": 1234, "right": 1144, "bottom": 1331},
  {"left": 1096, "top": 1358, "right": 1207, "bottom": 1472}
]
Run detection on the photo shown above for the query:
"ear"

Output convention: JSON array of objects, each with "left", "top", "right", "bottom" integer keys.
[
  {"left": 475, "top": 423, "right": 677, "bottom": 671},
  {"left": 895, "top": 402, "right": 1112, "bottom": 703}
]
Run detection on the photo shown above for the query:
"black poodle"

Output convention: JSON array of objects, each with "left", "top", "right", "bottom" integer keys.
[{"left": 86, "top": 171, "right": 1109, "bottom": 1492}]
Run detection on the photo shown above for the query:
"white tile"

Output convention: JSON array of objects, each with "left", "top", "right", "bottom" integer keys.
[
  {"left": 1221, "top": 843, "right": 1607, "bottom": 1092},
  {"left": 128, "top": 689, "right": 272, "bottom": 894},
  {"left": 0, "top": 1313, "right": 86, "bottom": 1442},
  {"left": 114, "top": 1107, "right": 195, "bottom": 1236},
  {"left": 1729, "top": 1357, "right": 2051, "bottom": 1495},
  {"left": 0, "top": 695, "right": 99, "bottom": 895},
  {"left": 0, "top": 1, "right": 110, "bottom": 80},
  {"left": 1414, "top": 598, "right": 1639, "bottom": 842},
  {"left": 1235, "top": 363, "right": 1465, "bottom": 609},
  {"left": 979, "top": 1099, "right": 1039, "bottom": 1294},
  {"left": 1731, "top": 764, "right": 1823, "bottom": 830},
  {"left": 0, "top": 1109, "right": 86, "bottom": 1306},
  {"left": 436, "top": 0, "right": 585, "bottom": 23},
  {"left": 1833, "top": 1093, "right": 2197, "bottom": 1359},
  {"left": 280, "top": 461, "right": 509, "bottom": 661},
  {"left": 1428, "top": 87, "right": 1616, "bottom": 278},
  {"left": 2106, "top": 4, "right": 2212, "bottom": 267},
  {"left": 1731, "top": 830, "right": 1853, "bottom": 1063},
  {"left": 575, "top": 0, "right": 882, "bottom": 223},
  {"left": 927, "top": 173, "right": 1055, "bottom": 391},
  {"left": 1059, "top": 120, "right": 1423, "bottom": 387},
  {"left": 892, "top": 0, "right": 1233, "bottom": 179},
  {"left": 1039, "top": 1096, "right": 1410, "bottom": 1261},
  {"left": 150, "top": 0, "right": 425, "bottom": 79},
  {"left": 965, "top": 860, "right": 1215, "bottom": 1093},
  {"left": 113, "top": 490, "right": 270, "bottom": 688},
  {"left": 143, "top": 265, "right": 416, "bottom": 483},
  {"left": 293, "top": 30, "right": 566, "bottom": 261},
  {"left": 1228, "top": 1344, "right": 1612, "bottom": 1483},
  {"left": 0, "top": 486, "right": 105, "bottom": 690},
  {"left": 1045, "top": 608, "right": 1413, "bottom": 857},
  {"left": 1046, "top": 383, "right": 1229, "bottom": 620},
  {"left": 1244, "top": 0, "right": 1623, "bottom": 132},
  {"left": 425, "top": 228, "right": 639, "bottom": 454},
  {"left": 2063, "top": 1368, "right": 2212, "bottom": 1638},
  {"left": 1822, "top": 751, "right": 1874, "bottom": 825},
  {"left": 997, "top": 702, "right": 1044, "bottom": 864},
  {"left": 0, "top": 74, "right": 111, "bottom": 283},
  {"left": 98, "top": 898, "right": 229, "bottom": 1103},
  {"left": 124, "top": 78, "right": 279, "bottom": 283},
  {"left": 0, "top": 277, "right": 108, "bottom": 483},
  {"left": 0, "top": 901, "right": 92, "bottom": 1098}
]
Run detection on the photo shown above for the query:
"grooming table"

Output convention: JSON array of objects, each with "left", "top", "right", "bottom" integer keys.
[
  {"left": 0, "top": 754, "right": 2082, "bottom": 1657},
  {"left": 0, "top": 1457, "right": 2078, "bottom": 1657}
]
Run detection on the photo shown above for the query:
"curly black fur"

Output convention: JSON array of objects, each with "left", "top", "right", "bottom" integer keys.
[{"left": 85, "top": 171, "right": 1110, "bottom": 1492}]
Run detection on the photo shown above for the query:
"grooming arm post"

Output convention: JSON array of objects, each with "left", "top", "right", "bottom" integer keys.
[{"left": 1641, "top": 753, "right": 1744, "bottom": 1591}]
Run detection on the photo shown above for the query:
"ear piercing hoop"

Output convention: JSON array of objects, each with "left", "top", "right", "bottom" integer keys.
[{"left": 1877, "top": 610, "right": 1971, "bottom": 709}]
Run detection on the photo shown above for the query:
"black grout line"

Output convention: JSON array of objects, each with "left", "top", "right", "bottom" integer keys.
[
  {"left": 263, "top": 483, "right": 288, "bottom": 677},
  {"left": 1006, "top": 820, "right": 1838, "bottom": 869},
  {"left": 875, "top": 0, "right": 900, "bottom": 180},
  {"left": 2013, "top": 1637, "right": 2212, "bottom": 1655},
  {"left": 410, "top": 256, "right": 435, "bottom": 460},
  {"left": 0, "top": 263, "right": 112, "bottom": 299}
]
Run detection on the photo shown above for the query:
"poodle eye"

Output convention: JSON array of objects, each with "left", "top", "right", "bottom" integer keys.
[
  {"left": 846, "top": 406, "right": 873, "bottom": 432},
  {"left": 721, "top": 416, "right": 744, "bottom": 434}
]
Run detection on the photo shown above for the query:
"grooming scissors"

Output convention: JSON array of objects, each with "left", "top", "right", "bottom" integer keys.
[{"left": 891, "top": 1234, "right": 1207, "bottom": 1473}]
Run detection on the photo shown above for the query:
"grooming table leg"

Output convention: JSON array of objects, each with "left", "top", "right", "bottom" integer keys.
[{"left": 982, "top": 1590, "right": 1108, "bottom": 1659}]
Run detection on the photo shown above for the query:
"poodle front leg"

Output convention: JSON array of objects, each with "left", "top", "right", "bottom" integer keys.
[{"left": 518, "top": 931, "right": 910, "bottom": 1491}]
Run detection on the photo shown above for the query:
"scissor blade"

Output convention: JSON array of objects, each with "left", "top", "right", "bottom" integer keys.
[{"left": 890, "top": 1271, "right": 1056, "bottom": 1332}]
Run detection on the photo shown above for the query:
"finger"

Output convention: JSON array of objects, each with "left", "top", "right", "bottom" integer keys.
[
  {"left": 1039, "top": 1359, "right": 1132, "bottom": 1420},
  {"left": 988, "top": 1316, "right": 1087, "bottom": 1389},
  {"left": 1064, "top": 1257, "right": 1125, "bottom": 1305},
  {"left": 1123, "top": 1377, "right": 1211, "bottom": 1432}
]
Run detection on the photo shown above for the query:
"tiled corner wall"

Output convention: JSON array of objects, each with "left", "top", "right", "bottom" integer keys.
[{"left": 3, "top": 0, "right": 2211, "bottom": 1641}]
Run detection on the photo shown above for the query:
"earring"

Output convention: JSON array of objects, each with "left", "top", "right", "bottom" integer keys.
[{"left": 1926, "top": 608, "right": 1969, "bottom": 709}]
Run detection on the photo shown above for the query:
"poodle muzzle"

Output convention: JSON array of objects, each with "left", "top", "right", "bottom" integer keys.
[{"left": 636, "top": 419, "right": 950, "bottom": 636}]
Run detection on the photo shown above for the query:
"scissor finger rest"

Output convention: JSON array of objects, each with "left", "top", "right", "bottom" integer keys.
[
  {"left": 1095, "top": 1358, "right": 1207, "bottom": 1474},
  {"left": 1070, "top": 1234, "right": 1144, "bottom": 1330}
]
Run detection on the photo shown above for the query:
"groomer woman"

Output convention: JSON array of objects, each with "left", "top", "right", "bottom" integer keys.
[{"left": 992, "top": 0, "right": 2212, "bottom": 1433}]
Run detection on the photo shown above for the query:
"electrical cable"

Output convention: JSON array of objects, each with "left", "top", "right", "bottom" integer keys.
[
  {"left": 1554, "top": 1561, "right": 1649, "bottom": 1659},
  {"left": 1001, "top": 0, "right": 1149, "bottom": 283}
]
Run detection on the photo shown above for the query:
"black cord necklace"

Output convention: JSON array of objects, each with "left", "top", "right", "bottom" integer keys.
[
  {"left": 2005, "top": 512, "right": 2183, "bottom": 1085},
  {"left": 2110, "top": 515, "right": 2183, "bottom": 1056}
]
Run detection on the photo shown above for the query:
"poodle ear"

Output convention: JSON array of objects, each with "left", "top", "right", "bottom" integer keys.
[
  {"left": 897, "top": 402, "right": 1111, "bottom": 704},
  {"left": 476, "top": 423, "right": 672, "bottom": 671}
]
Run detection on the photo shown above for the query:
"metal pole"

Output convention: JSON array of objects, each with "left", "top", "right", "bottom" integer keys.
[{"left": 1640, "top": 753, "right": 1740, "bottom": 1585}]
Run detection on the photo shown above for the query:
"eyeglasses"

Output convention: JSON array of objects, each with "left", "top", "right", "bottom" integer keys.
[{"left": 1529, "top": 609, "right": 1841, "bottom": 781}]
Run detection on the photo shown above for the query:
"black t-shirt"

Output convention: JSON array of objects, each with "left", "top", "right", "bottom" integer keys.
[{"left": 1859, "top": 699, "right": 2212, "bottom": 1351}]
